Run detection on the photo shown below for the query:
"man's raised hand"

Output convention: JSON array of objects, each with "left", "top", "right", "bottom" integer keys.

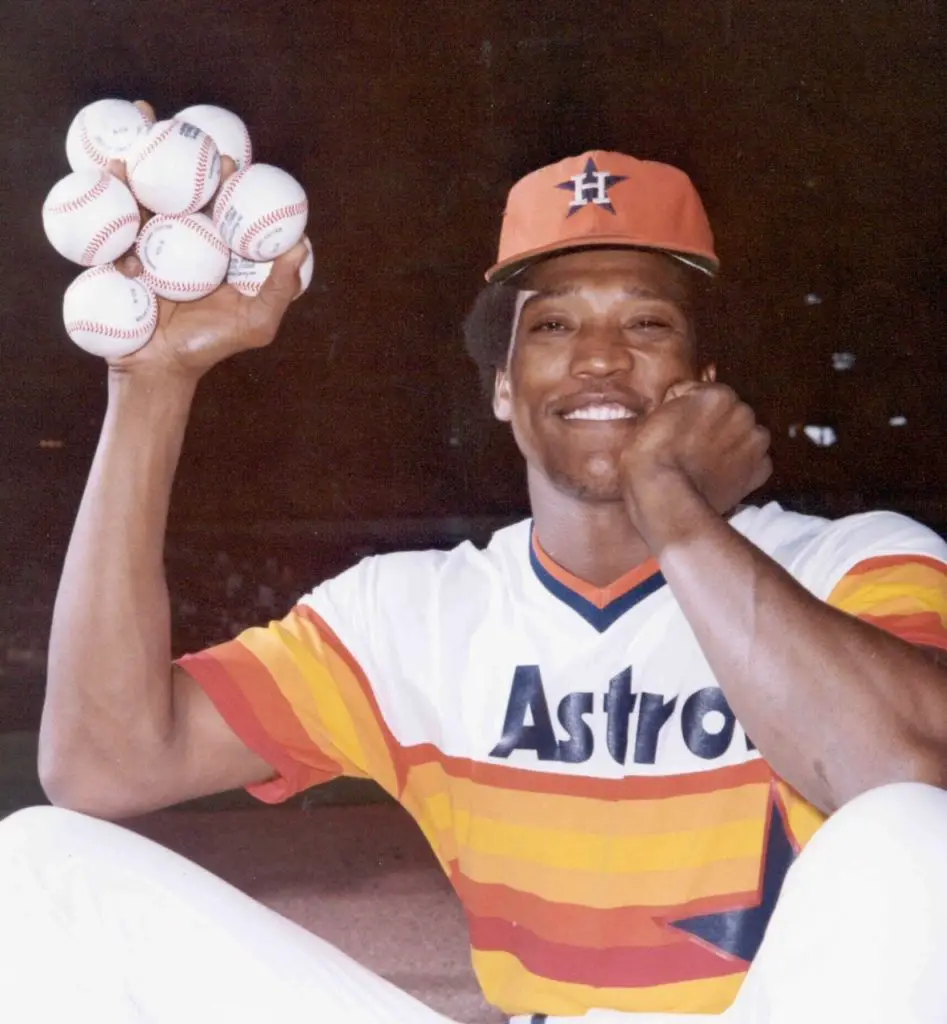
[
  {"left": 620, "top": 381, "right": 773, "bottom": 535},
  {"left": 105, "top": 101, "right": 306, "bottom": 380}
]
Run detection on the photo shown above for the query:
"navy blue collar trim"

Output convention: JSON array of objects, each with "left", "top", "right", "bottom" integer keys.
[{"left": 528, "top": 542, "right": 667, "bottom": 633}]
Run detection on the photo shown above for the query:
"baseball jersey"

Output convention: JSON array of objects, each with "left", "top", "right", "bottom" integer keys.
[{"left": 179, "top": 502, "right": 947, "bottom": 1018}]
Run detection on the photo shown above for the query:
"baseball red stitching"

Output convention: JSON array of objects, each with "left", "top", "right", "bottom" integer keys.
[
  {"left": 80, "top": 211, "right": 139, "bottom": 264},
  {"left": 241, "top": 132, "right": 253, "bottom": 170},
  {"left": 78, "top": 115, "right": 107, "bottom": 167},
  {"left": 137, "top": 214, "right": 228, "bottom": 261},
  {"left": 66, "top": 317, "right": 155, "bottom": 341},
  {"left": 64, "top": 268, "right": 159, "bottom": 338},
  {"left": 126, "top": 121, "right": 176, "bottom": 176},
  {"left": 66, "top": 283, "right": 158, "bottom": 341},
  {"left": 182, "top": 216, "right": 228, "bottom": 255},
  {"left": 228, "top": 273, "right": 266, "bottom": 296},
  {"left": 126, "top": 121, "right": 179, "bottom": 207},
  {"left": 185, "top": 134, "right": 216, "bottom": 214},
  {"left": 140, "top": 267, "right": 222, "bottom": 297},
  {"left": 212, "top": 168, "right": 246, "bottom": 225},
  {"left": 65, "top": 294, "right": 156, "bottom": 342},
  {"left": 238, "top": 200, "right": 308, "bottom": 257},
  {"left": 46, "top": 174, "right": 111, "bottom": 215}
]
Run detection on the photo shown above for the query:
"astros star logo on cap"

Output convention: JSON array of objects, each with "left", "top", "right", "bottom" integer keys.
[
  {"left": 555, "top": 157, "right": 628, "bottom": 216},
  {"left": 486, "top": 150, "right": 720, "bottom": 282}
]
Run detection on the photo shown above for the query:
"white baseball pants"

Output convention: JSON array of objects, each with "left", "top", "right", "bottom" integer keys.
[{"left": 1, "top": 782, "right": 946, "bottom": 1024}]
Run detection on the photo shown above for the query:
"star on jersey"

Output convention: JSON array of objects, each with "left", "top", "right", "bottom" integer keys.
[
  {"left": 669, "top": 790, "right": 797, "bottom": 962},
  {"left": 556, "top": 157, "right": 628, "bottom": 216}
]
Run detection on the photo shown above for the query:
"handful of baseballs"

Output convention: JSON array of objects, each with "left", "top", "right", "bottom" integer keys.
[{"left": 42, "top": 98, "right": 313, "bottom": 359}]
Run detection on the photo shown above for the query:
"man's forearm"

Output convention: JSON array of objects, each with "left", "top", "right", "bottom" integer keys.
[
  {"left": 41, "top": 370, "right": 198, "bottom": 802},
  {"left": 634, "top": 475, "right": 947, "bottom": 812}
]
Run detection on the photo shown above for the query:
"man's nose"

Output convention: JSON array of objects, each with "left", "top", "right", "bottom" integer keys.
[{"left": 569, "top": 325, "right": 633, "bottom": 377}]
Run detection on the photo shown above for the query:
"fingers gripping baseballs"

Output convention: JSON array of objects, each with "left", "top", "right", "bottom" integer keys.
[
  {"left": 43, "top": 97, "right": 311, "bottom": 370},
  {"left": 621, "top": 382, "right": 773, "bottom": 516}
]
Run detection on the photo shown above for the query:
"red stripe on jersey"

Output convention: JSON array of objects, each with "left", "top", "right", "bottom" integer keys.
[
  {"left": 178, "top": 645, "right": 344, "bottom": 802},
  {"left": 861, "top": 611, "right": 947, "bottom": 650},
  {"left": 400, "top": 743, "right": 773, "bottom": 799},
  {"left": 845, "top": 553, "right": 947, "bottom": 576},
  {"left": 467, "top": 914, "right": 744, "bottom": 988}
]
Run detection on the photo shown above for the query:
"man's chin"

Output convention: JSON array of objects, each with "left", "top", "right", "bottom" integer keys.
[{"left": 548, "top": 468, "right": 625, "bottom": 504}]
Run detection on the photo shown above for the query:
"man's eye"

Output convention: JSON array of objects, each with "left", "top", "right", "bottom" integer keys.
[
  {"left": 629, "top": 318, "right": 670, "bottom": 331},
  {"left": 531, "top": 319, "right": 568, "bottom": 332}
]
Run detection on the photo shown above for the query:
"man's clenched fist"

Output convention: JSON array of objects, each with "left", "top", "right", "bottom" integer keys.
[{"left": 620, "top": 381, "right": 773, "bottom": 536}]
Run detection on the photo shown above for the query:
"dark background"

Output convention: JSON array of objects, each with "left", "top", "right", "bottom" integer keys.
[{"left": 1, "top": 0, "right": 945, "bottom": 727}]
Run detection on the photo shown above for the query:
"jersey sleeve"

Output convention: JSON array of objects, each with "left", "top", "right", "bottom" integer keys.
[
  {"left": 805, "top": 512, "right": 947, "bottom": 651},
  {"left": 177, "top": 558, "right": 401, "bottom": 804}
]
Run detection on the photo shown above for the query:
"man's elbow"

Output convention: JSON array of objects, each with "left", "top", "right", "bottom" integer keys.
[
  {"left": 37, "top": 738, "right": 154, "bottom": 821},
  {"left": 829, "top": 743, "right": 947, "bottom": 814},
  {"left": 904, "top": 745, "right": 947, "bottom": 793}
]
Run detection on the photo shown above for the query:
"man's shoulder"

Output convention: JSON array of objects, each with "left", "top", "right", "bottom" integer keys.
[
  {"left": 367, "top": 516, "right": 530, "bottom": 581},
  {"left": 732, "top": 501, "right": 947, "bottom": 593},
  {"left": 300, "top": 517, "right": 531, "bottom": 617}
]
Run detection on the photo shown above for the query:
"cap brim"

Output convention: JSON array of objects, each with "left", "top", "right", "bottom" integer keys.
[{"left": 485, "top": 237, "right": 719, "bottom": 283}]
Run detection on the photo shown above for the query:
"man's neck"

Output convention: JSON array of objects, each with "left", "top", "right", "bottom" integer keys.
[{"left": 527, "top": 473, "right": 655, "bottom": 588}]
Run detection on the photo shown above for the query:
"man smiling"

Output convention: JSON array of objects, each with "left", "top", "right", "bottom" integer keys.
[{"left": 2, "top": 150, "right": 947, "bottom": 1024}]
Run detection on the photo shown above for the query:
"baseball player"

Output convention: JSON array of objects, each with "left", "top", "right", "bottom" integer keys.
[{"left": 1, "top": 151, "right": 946, "bottom": 1024}]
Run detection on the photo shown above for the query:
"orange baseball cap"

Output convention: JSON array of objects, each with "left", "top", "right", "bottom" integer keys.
[{"left": 486, "top": 150, "right": 719, "bottom": 282}]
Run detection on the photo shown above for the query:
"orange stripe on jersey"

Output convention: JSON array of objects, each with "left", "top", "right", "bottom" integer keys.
[
  {"left": 860, "top": 611, "right": 947, "bottom": 649},
  {"left": 827, "top": 555, "right": 947, "bottom": 650},
  {"left": 400, "top": 742, "right": 772, "bottom": 798},
  {"left": 178, "top": 642, "right": 344, "bottom": 803},
  {"left": 290, "top": 607, "right": 402, "bottom": 794},
  {"left": 233, "top": 617, "right": 368, "bottom": 772},
  {"left": 456, "top": 877, "right": 759, "bottom": 950},
  {"left": 468, "top": 914, "right": 741, "bottom": 988},
  {"left": 532, "top": 530, "right": 661, "bottom": 609},
  {"left": 470, "top": 949, "right": 744, "bottom": 1016},
  {"left": 409, "top": 760, "right": 770, "bottom": 836},
  {"left": 843, "top": 553, "right": 947, "bottom": 576}
]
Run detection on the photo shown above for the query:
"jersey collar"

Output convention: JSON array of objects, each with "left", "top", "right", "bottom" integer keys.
[{"left": 529, "top": 527, "right": 667, "bottom": 632}]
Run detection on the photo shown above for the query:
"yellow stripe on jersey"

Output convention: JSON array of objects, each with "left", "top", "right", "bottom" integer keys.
[
  {"left": 442, "top": 812, "right": 766, "bottom": 874},
  {"left": 455, "top": 845, "right": 766, "bottom": 909},
  {"left": 827, "top": 554, "right": 947, "bottom": 649}
]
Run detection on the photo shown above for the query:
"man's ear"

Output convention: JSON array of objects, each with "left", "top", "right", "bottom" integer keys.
[
  {"left": 700, "top": 362, "right": 717, "bottom": 384},
  {"left": 493, "top": 367, "right": 512, "bottom": 422}
]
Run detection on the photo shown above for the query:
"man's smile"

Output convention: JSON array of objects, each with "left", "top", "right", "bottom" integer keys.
[
  {"left": 550, "top": 389, "right": 646, "bottom": 426},
  {"left": 561, "top": 402, "right": 639, "bottom": 422}
]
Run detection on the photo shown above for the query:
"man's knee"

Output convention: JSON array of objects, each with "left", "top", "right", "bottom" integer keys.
[
  {"left": 827, "top": 781, "right": 947, "bottom": 847},
  {"left": 794, "top": 781, "right": 947, "bottom": 891},
  {"left": 0, "top": 805, "right": 95, "bottom": 860}
]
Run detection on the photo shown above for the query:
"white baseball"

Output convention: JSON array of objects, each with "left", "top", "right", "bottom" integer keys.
[
  {"left": 213, "top": 164, "right": 308, "bottom": 261},
  {"left": 126, "top": 119, "right": 222, "bottom": 215},
  {"left": 174, "top": 104, "right": 253, "bottom": 171},
  {"left": 42, "top": 170, "right": 141, "bottom": 266},
  {"left": 63, "top": 264, "right": 158, "bottom": 358},
  {"left": 135, "top": 213, "right": 229, "bottom": 302},
  {"left": 227, "top": 236, "right": 313, "bottom": 298},
  {"left": 65, "top": 99, "right": 154, "bottom": 172}
]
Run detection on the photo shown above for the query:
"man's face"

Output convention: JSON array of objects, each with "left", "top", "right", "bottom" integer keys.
[{"left": 494, "top": 248, "right": 714, "bottom": 503}]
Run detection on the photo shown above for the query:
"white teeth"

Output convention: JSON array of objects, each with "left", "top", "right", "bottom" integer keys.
[{"left": 563, "top": 403, "right": 635, "bottom": 421}]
